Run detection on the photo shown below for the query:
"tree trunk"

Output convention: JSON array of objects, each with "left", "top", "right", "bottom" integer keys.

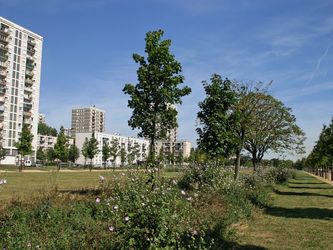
[
  {"left": 149, "top": 136, "right": 156, "bottom": 164},
  {"left": 90, "top": 159, "right": 93, "bottom": 172},
  {"left": 234, "top": 150, "right": 241, "bottom": 180},
  {"left": 19, "top": 155, "right": 23, "bottom": 172}
]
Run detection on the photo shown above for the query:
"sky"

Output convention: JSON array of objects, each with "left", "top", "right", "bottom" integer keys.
[{"left": 1, "top": 0, "right": 333, "bottom": 160}]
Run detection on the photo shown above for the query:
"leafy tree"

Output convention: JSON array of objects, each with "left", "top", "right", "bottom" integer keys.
[
  {"left": 196, "top": 74, "right": 239, "bottom": 165},
  {"left": 81, "top": 138, "right": 89, "bottom": 166},
  {"left": 15, "top": 124, "right": 33, "bottom": 172},
  {"left": 38, "top": 123, "right": 57, "bottom": 136},
  {"left": 243, "top": 93, "right": 305, "bottom": 170},
  {"left": 102, "top": 141, "right": 111, "bottom": 168},
  {"left": 123, "top": 29, "right": 191, "bottom": 162},
  {"left": 81, "top": 134, "right": 99, "bottom": 171},
  {"left": 127, "top": 143, "right": 140, "bottom": 166},
  {"left": 46, "top": 148, "right": 56, "bottom": 163},
  {"left": 109, "top": 139, "right": 120, "bottom": 167},
  {"left": 54, "top": 126, "right": 68, "bottom": 170},
  {"left": 120, "top": 148, "right": 126, "bottom": 166},
  {"left": 36, "top": 148, "right": 46, "bottom": 162},
  {"left": 0, "top": 134, "right": 6, "bottom": 165},
  {"left": 68, "top": 144, "right": 80, "bottom": 164}
]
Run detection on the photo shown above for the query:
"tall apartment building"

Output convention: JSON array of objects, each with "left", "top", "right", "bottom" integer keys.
[
  {"left": 71, "top": 106, "right": 105, "bottom": 135},
  {"left": 0, "top": 17, "right": 43, "bottom": 164}
]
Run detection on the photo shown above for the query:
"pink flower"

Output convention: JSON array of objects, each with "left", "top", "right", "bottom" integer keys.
[
  {"left": 108, "top": 226, "right": 115, "bottom": 232},
  {"left": 181, "top": 190, "right": 186, "bottom": 196},
  {"left": 95, "top": 197, "right": 101, "bottom": 203},
  {"left": 99, "top": 176, "right": 105, "bottom": 182},
  {"left": 124, "top": 216, "right": 130, "bottom": 222},
  {"left": 113, "top": 205, "right": 118, "bottom": 210}
]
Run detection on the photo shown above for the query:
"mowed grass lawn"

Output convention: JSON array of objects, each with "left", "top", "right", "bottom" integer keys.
[
  {"left": 237, "top": 171, "right": 333, "bottom": 250},
  {"left": 0, "top": 170, "right": 180, "bottom": 203}
]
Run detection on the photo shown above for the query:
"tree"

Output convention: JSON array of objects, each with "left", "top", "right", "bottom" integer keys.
[
  {"left": 68, "top": 144, "right": 80, "bottom": 165},
  {"left": 46, "top": 148, "right": 56, "bottom": 164},
  {"left": 36, "top": 148, "right": 46, "bottom": 162},
  {"left": 196, "top": 74, "right": 239, "bottom": 165},
  {"left": 127, "top": 143, "right": 140, "bottom": 166},
  {"left": 243, "top": 93, "right": 305, "bottom": 170},
  {"left": 81, "top": 134, "right": 99, "bottom": 171},
  {"left": 0, "top": 134, "right": 6, "bottom": 165},
  {"left": 102, "top": 141, "right": 111, "bottom": 168},
  {"left": 38, "top": 123, "right": 57, "bottom": 136},
  {"left": 15, "top": 124, "right": 33, "bottom": 172},
  {"left": 123, "top": 29, "right": 191, "bottom": 162},
  {"left": 120, "top": 148, "right": 126, "bottom": 166},
  {"left": 54, "top": 126, "right": 68, "bottom": 170},
  {"left": 109, "top": 139, "right": 120, "bottom": 167}
]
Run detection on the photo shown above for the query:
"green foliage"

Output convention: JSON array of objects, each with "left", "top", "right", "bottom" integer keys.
[
  {"left": 243, "top": 93, "right": 305, "bottom": 169},
  {"left": 120, "top": 148, "right": 126, "bottom": 166},
  {"left": 37, "top": 123, "right": 57, "bottom": 136},
  {"left": 81, "top": 134, "right": 99, "bottom": 169},
  {"left": 123, "top": 29, "right": 191, "bottom": 160},
  {"left": 101, "top": 141, "right": 110, "bottom": 166},
  {"left": 36, "top": 148, "right": 46, "bottom": 162},
  {"left": 54, "top": 126, "right": 68, "bottom": 163},
  {"left": 68, "top": 145, "right": 80, "bottom": 163},
  {"left": 197, "top": 74, "right": 239, "bottom": 160},
  {"left": 46, "top": 148, "right": 56, "bottom": 163},
  {"left": 109, "top": 139, "right": 120, "bottom": 164},
  {"left": 15, "top": 124, "right": 33, "bottom": 170},
  {"left": 127, "top": 143, "right": 140, "bottom": 165}
]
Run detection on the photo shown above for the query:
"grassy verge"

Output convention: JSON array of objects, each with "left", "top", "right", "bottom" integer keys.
[
  {"left": 236, "top": 171, "right": 333, "bottom": 249},
  {"left": 0, "top": 170, "right": 181, "bottom": 203}
]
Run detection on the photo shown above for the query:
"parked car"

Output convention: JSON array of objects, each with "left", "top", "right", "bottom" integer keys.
[{"left": 24, "top": 160, "right": 32, "bottom": 167}]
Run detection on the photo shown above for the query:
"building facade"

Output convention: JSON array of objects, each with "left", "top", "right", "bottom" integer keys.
[
  {"left": 71, "top": 106, "right": 105, "bottom": 135},
  {"left": 0, "top": 17, "right": 43, "bottom": 164},
  {"left": 37, "top": 134, "right": 74, "bottom": 151},
  {"left": 155, "top": 140, "right": 191, "bottom": 162},
  {"left": 75, "top": 132, "right": 149, "bottom": 167}
]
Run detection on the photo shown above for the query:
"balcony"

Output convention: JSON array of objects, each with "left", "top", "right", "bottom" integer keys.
[
  {"left": 24, "top": 103, "right": 33, "bottom": 110},
  {"left": 24, "top": 87, "right": 33, "bottom": 94},
  {"left": 0, "top": 96, "right": 4, "bottom": 103},
  {"left": 25, "top": 78, "right": 33, "bottom": 86},
  {"left": 24, "top": 95, "right": 32, "bottom": 103},
  {"left": 27, "top": 47, "right": 35, "bottom": 55},
  {"left": 0, "top": 61, "right": 8, "bottom": 69},
  {"left": 0, "top": 70, "right": 6, "bottom": 78},
  {"left": 0, "top": 36, "right": 9, "bottom": 44},
  {"left": 0, "top": 28, "right": 10, "bottom": 36},
  {"left": 26, "top": 55, "right": 35, "bottom": 62},
  {"left": 23, "top": 111, "right": 32, "bottom": 117},
  {"left": 26, "top": 63, "right": 34, "bottom": 70},
  {"left": 0, "top": 54, "right": 8, "bottom": 61},
  {"left": 0, "top": 44, "right": 8, "bottom": 52},
  {"left": 0, "top": 87, "right": 6, "bottom": 95},
  {"left": 27, "top": 39, "right": 36, "bottom": 46},
  {"left": 25, "top": 70, "right": 34, "bottom": 77}
]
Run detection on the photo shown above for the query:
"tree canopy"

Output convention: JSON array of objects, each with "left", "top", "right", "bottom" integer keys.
[
  {"left": 15, "top": 124, "right": 34, "bottom": 172},
  {"left": 123, "top": 29, "right": 191, "bottom": 161},
  {"left": 38, "top": 123, "right": 57, "bottom": 137}
]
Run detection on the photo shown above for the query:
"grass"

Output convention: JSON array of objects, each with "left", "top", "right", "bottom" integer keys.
[
  {"left": 236, "top": 171, "right": 333, "bottom": 250},
  {"left": 0, "top": 169, "right": 181, "bottom": 203}
]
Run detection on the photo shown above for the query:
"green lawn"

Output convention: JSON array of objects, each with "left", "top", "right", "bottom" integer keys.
[
  {"left": 0, "top": 170, "right": 181, "bottom": 203},
  {"left": 236, "top": 171, "right": 333, "bottom": 249}
]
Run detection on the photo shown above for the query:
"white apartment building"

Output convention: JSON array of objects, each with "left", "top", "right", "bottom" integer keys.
[
  {"left": 155, "top": 140, "right": 191, "bottom": 161},
  {"left": 71, "top": 106, "right": 105, "bottom": 135},
  {"left": 37, "top": 134, "right": 74, "bottom": 151},
  {"left": 75, "top": 132, "right": 149, "bottom": 167},
  {"left": 0, "top": 17, "right": 43, "bottom": 164}
]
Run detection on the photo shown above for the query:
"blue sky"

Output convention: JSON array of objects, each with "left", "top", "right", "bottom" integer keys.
[{"left": 1, "top": 0, "right": 333, "bottom": 159}]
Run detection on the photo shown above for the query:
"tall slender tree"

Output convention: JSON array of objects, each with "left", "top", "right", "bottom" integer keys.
[
  {"left": 197, "top": 74, "right": 239, "bottom": 164},
  {"left": 54, "top": 126, "right": 68, "bottom": 170},
  {"left": 123, "top": 29, "right": 191, "bottom": 162},
  {"left": 81, "top": 134, "right": 99, "bottom": 171},
  {"left": 15, "top": 124, "right": 33, "bottom": 172}
]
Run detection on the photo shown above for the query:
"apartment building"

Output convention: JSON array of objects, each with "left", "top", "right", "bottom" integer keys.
[
  {"left": 71, "top": 106, "right": 105, "bottom": 135},
  {"left": 155, "top": 140, "right": 191, "bottom": 162},
  {"left": 37, "top": 134, "right": 74, "bottom": 150},
  {"left": 0, "top": 17, "right": 43, "bottom": 164},
  {"left": 75, "top": 132, "right": 149, "bottom": 166}
]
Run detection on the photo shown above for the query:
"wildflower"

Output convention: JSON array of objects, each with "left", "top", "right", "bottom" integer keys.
[
  {"left": 187, "top": 197, "right": 192, "bottom": 201},
  {"left": 194, "top": 193, "right": 198, "bottom": 198},
  {"left": 192, "top": 230, "right": 198, "bottom": 236},
  {"left": 99, "top": 176, "right": 105, "bottom": 182},
  {"left": 124, "top": 216, "right": 130, "bottom": 222},
  {"left": 181, "top": 190, "right": 186, "bottom": 196},
  {"left": 121, "top": 173, "right": 125, "bottom": 176},
  {"left": 141, "top": 202, "right": 145, "bottom": 206},
  {"left": 27, "top": 242, "right": 31, "bottom": 248},
  {"left": 0, "top": 179, "right": 6, "bottom": 185},
  {"left": 172, "top": 179, "right": 177, "bottom": 185},
  {"left": 113, "top": 205, "right": 118, "bottom": 210},
  {"left": 108, "top": 226, "right": 115, "bottom": 232},
  {"left": 95, "top": 197, "right": 101, "bottom": 203}
]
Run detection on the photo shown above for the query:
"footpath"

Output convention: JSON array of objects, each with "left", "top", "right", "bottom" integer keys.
[{"left": 236, "top": 171, "right": 333, "bottom": 249}]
